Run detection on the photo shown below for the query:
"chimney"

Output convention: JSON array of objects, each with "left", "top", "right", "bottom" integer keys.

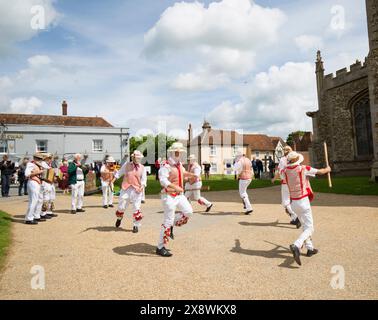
[
  {"left": 62, "top": 100, "right": 68, "bottom": 116},
  {"left": 188, "top": 123, "right": 193, "bottom": 143}
]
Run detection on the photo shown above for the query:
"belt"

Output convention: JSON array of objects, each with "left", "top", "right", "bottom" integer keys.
[{"left": 77, "top": 179, "right": 84, "bottom": 181}]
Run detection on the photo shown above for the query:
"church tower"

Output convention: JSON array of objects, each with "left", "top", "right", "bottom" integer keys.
[{"left": 366, "top": 0, "right": 378, "bottom": 180}]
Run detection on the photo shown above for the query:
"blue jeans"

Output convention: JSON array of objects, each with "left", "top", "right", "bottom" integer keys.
[{"left": 1, "top": 174, "right": 11, "bottom": 196}]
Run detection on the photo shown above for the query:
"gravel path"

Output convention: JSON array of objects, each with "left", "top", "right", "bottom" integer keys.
[{"left": 0, "top": 186, "right": 377, "bottom": 299}]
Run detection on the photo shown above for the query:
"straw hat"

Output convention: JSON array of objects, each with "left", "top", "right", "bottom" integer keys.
[
  {"left": 33, "top": 153, "right": 45, "bottom": 160},
  {"left": 168, "top": 142, "right": 186, "bottom": 153},
  {"left": 106, "top": 156, "right": 116, "bottom": 163},
  {"left": 131, "top": 150, "right": 144, "bottom": 159},
  {"left": 287, "top": 151, "right": 304, "bottom": 166}
]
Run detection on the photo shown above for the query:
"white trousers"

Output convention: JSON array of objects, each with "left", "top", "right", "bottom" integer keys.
[
  {"left": 185, "top": 188, "right": 212, "bottom": 208},
  {"left": 25, "top": 180, "right": 42, "bottom": 221},
  {"left": 71, "top": 181, "right": 85, "bottom": 210},
  {"left": 239, "top": 179, "right": 252, "bottom": 211},
  {"left": 281, "top": 184, "right": 297, "bottom": 221},
  {"left": 291, "top": 197, "right": 314, "bottom": 250},
  {"left": 157, "top": 194, "right": 193, "bottom": 249},
  {"left": 102, "top": 183, "right": 114, "bottom": 206},
  {"left": 117, "top": 187, "right": 143, "bottom": 227}
]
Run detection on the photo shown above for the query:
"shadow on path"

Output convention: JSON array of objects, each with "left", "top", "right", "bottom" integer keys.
[
  {"left": 81, "top": 226, "right": 131, "bottom": 233},
  {"left": 113, "top": 243, "right": 157, "bottom": 257},
  {"left": 239, "top": 220, "right": 295, "bottom": 229},
  {"left": 230, "top": 239, "right": 299, "bottom": 269}
]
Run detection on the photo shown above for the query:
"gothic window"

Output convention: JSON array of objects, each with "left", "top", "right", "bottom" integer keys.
[{"left": 354, "top": 96, "right": 373, "bottom": 157}]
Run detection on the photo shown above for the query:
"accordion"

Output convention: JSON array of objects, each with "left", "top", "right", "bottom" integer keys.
[{"left": 42, "top": 168, "right": 55, "bottom": 183}]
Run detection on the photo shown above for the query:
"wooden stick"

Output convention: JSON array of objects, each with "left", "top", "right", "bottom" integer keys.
[{"left": 323, "top": 141, "right": 332, "bottom": 188}]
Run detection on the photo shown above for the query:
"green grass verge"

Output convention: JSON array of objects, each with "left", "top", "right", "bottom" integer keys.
[
  {"left": 113, "top": 175, "right": 378, "bottom": 196},
  {"left": 0, "top": 210, "right": 11, "bottom": 270}
]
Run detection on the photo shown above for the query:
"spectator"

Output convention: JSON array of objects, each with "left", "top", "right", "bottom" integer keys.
[
  {"left": 268, "top": 156, "right": 275, "bottom": 179},
  {"left": 203, "top": 162, "right": 211, "bottom": 180},
  {"left": 17, "top": 157, "right": 29, "bottom": 196},
  {"left": 251, "top": 157, "right": 258, "bottom": 177},
  {"left": 58, "top": 159, "right": 69, "bottom": 194},
  {"left": 0, "top": 154, "right": 15, "bottom": 197},
  {"left": 155, "top": 158, "right": 161, "bottom": 180},
  {"left": 256, "top": 158, "right": 264, "bottom": 179}
]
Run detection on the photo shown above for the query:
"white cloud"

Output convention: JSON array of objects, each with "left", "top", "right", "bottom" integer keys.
[
  {"left": 0, "top": 0, "right": 58, "bottom": 55},
  {"left": 294, "top": 35, "right": 323, "bottom": 52},
  {"left": 144, "top": 0, "right": 286, "bottom": 91},
  {"left": 8, "top": 96, "right": 42, "bottom": 114},
  {"left": 207, "top": 61, "right": 317, "bottom": 138}
]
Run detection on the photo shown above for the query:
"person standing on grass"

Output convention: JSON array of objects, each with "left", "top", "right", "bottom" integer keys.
[
  {"left": 18, "top": 157, "right": 29, "bottom": 196},
  {"left": 282, "top": 151, "right": 331, "bottom": 266},
  {"left": 58, "top": 159, "right": 69, "bottom": 194},
  {"left": 155, "top": 158, "right": 161, "bottom": 181},
  {"left": 234, "top": 152, "right": 253, "bottom": 215},
  {"left": 68, "top": 153, "right": 88, "bottom": 214},
  {"left": 114, "top": 150, "right": 146, "bottom": 233},
  {"left": 203, "top": 162, "right": 211, "bottom": 180},
  {"left": 185, "top": 154, "right": 213, "bottom": 213},
  {"left": 251, "top": 157, "right": 258, "bottom": 177},
  {"left": 272, "top": 146, "right": 301, "bottom": 228},
  {"left": 0, "top": 154, "right": 15, "bottom": 197}
]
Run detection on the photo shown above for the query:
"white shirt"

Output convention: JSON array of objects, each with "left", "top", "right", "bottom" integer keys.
[
  {"left": 25, "top": 162, "right": 38, "bottom": 178},
  {"left": 159, "top": 158, "right": 181, "bottom": 189}
]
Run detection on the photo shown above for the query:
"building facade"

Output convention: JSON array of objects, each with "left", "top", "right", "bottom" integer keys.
[
  {"left": 0, "top": 101, "right": 129, "bottom": 163},
  {"left": 186, "top": 121, "right": 286, "bottom": 175},
  {"left": 307, "top": 0, "right": 378, "bottom": 179}
]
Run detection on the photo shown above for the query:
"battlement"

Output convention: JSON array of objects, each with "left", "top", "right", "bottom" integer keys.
[{"left": 323, "top": 58, "right": 368, "bottom": 90}]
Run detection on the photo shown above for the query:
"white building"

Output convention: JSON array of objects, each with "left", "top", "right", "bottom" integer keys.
[
  {"left": 0, "top": 101, "right": 129, "bottom": 163},
  {"left": 185, "top": 121, "right": 286, "bottom": 175}
]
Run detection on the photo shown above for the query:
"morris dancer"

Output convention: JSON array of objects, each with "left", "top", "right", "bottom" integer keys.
[
  {"left": 24, "top": 153, "right": 45, "bottom": 224},
  {"left": 40, "top": 153, "right": 57, "bottom": 219},
  {"left": 156, "top": 142, "right": 197, "bottom": 257},
  {"left": 68, "top": 153, "right": 88, "bottom": 214},
  {"left": 100, "top": 156, "right": 116, "bottom": 209},
  {"left": 283, "top": 151, "right": 331, "bottom": 266},
  {"left": 114, "top": 150, "right": 146, "bottom": 233},
  {"left": 272, "top": 146, "right": 301, "bottom": 228},
  {"left": 234, "top": 152, "right": 253, "bottom": 215},
  {"left": 184, "top": 154, "right": 213, "bottom": 212}
]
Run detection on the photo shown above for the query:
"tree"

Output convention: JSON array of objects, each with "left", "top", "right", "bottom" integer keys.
[
  {"left": 129, "top": 134, "right": 177, "bottom": 164},
  {"left": 286, "top": 131, "right": 305, "bottom": 148}
]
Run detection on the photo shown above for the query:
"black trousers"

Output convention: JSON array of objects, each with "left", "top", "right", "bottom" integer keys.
[
  {"left": 18, "top": 177, "right": 28, "bottom": 195},
  {"left": 1, "top": 174, "right": 11, "bottom": 196}
]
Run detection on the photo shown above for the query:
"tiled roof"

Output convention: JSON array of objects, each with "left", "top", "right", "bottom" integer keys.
[
  {"left": 0, "top": 113, "right": 113, "bottom": 127},
  {"left": 243, "top": 134, "right": 276, "bottom": 151}
]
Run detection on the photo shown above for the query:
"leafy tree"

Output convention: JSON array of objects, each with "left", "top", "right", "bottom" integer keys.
[{"left": 286, "top": 131, "right": 305, "bottom": 147}]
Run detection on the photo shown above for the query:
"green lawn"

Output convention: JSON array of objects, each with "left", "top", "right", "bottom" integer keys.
[
  {"left": 0, "top": 211, "right": 11, "bottom": 270},
  {"left": 113, "top": 175, "right": 378, "bottom": 196}
]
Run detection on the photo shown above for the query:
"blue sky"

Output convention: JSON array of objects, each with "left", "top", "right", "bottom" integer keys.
[{"left": 0, "top": 0, "right": 369, "bottom": 139}]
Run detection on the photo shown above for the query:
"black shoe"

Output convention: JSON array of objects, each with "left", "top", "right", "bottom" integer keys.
[
  {"left": 47, "top": 213, "right": 58, "bottom": 218},
  {"left": 115, "top": 219, "right": 121, "bottom": 228},
  {"left": 24, "top": 192, "right": 28, "bottom": 196},
  {"left": 42, "top": 215, "right": 52, "bottom": 219},
  {"left": 18, "top": 194, "right": 22, "bottom": 196},
  {"left": 205, "top": 204, "right": 213, "bottom": 213},
  {"left": 290, "top": 244, "right": 302, "bottom": 266},
  {"left": 156, "top": 247, "right": 172, "bottom": 257},
  {"left": 25, "top": 220, "right": 38, "bottom": 225},
  {"left": 170, "top": 226, "right": 174, "bottom": 240},
  {"left": 71, "top": 210, "right": 76, "bottom": 214},
  {"left": 35, "top": 218, "right": 46, "bottom": 222},
  {"left": 290, "top": 218, "right": 301, "bottom": 229},
  {"left": 245, "top": 209, "right": 253, "bottom": 215},
  {"left": 132, "top": 226, "right": 139, "bottom": 233},
  {"left": 103, "top": 205, "right": 108, "bottom": 209},
  {"left": 108, "top": 204, "right": 114, "bottom": 208},
  {"left": 141, "top": 200, "right": 145, "bottom": 204},
  {"left": 306, "top": 248, "right": 319, "bottom": 257},
  {"left": 76, "top": 208, "right": 85, "bottom": 213}
]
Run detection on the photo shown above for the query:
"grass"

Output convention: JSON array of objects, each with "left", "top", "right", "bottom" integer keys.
[
  {"left": 0, "top": 210, "right": 11, "bottom": 270},
  {"left": 113, "top": 175, "right": 378, "bottom": 196},
  {"left": 310, "top": 176, "right": 378, "bottom": 196}
]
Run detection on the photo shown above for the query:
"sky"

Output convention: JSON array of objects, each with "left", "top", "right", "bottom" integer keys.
[{"left": 0, "top": 0, "right": 369, "bottom": 140}]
